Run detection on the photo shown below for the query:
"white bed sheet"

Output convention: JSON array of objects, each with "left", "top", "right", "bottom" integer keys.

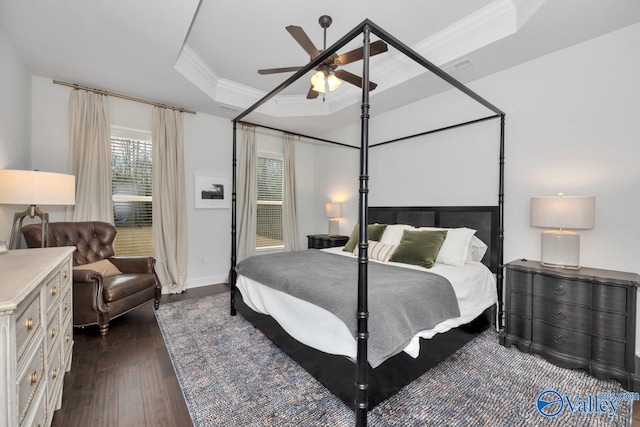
[{"left": 237, "top": 246, "right": 497, "bottom": 363}]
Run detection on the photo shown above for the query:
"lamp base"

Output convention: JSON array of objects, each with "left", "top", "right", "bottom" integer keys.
[
  {"left": 328, "top": 219, "right": 339, "bottom": 236},
  {"left": 540, "top": 229, "right": 580, "bottom": 269},
  {"left": 9, "top": 205, "right": 49, "bottom": 249}
]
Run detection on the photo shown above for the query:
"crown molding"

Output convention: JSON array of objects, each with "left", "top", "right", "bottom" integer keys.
[{"left": 177, "top": 0, "right": 544, "bottom": 117}]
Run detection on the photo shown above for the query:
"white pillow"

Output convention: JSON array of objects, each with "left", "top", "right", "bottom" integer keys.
[
  {"left": 467, "top": 235, "right": 488, "bottom": 262},
  {"left": 353, "top": 240, "right": 398, "bottom": 262},
  {"left": 417, "top": 227, "right": 476, "bottom": 267},
  {"left": 379, "top": 224, "right": 415, "bottom": 245}
]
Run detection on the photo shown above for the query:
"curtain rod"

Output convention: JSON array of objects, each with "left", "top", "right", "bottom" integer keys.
[{"left": 53, "top": 80, "right": 196, "bottom": 114}]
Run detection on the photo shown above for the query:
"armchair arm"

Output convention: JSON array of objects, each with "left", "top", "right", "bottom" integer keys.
[
  {"left": 72, "top": 269, "right": 109, "bottom": 315},
  {"left": 109, "top": 256, "right": 156, "bottom": 274}
]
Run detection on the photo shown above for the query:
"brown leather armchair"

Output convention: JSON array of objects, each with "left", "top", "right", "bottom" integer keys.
[{"left": 22, "top": 221, "right": 161, "bottom": 336}]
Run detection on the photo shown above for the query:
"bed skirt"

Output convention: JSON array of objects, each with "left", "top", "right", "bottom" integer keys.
[{"left": 235, "top": 293, "right": 493, "bottom": 410}]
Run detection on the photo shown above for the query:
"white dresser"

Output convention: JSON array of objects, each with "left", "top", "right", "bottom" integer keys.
[{"left": 0, "top": 247, "right": 74, "bottom": 427}]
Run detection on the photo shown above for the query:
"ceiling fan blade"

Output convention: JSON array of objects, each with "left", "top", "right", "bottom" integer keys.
[
  {"left": 306, "top": 85, "right": 319, "bottom": 99},
  {"left": 258, "top": 66, "right": 304, "bottom": 75},
  {"left": 335, "top": 70, "right": 378, "bottom": 91},
  {"left": 286, "top": 25, "right": 320, "bottom": 59},
  {"left": 336, "top": 40, "right": 388, "bottom": 65}
]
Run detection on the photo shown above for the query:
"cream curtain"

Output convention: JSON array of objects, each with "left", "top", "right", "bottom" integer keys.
[
  {"left": 283, "top": 134, "right": 300, "bottom": 251},
  {"left": 152, "top": 107, "right": 188, "bottom": 293},
  {"left": 67, "top": 89, "right": 113, "bottom": 222},
  {"left": 237, "top": 125, "right": 257, "bottom": 261}
]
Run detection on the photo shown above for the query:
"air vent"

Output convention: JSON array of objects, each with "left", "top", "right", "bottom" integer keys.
[{"left": 444, "top": 58, "right": 474, "bottom": 72}]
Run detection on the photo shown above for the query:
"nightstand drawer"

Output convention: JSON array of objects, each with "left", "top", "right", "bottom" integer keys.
[
  {"left": 307, "top": 234, "right": 349, "bottom": 249},
  {"left": 508, "top": 270, "right": 532, "bottom": 294},
  {"left": 533, "top": 275, "right": 590, "bottom": 305},
  {"left": 18, "top": 341, "right": 45, "bottom": 425},
  {"left": 591, "top": 310, "right": 626, "bottom": 341},
  {"left": 533, "top": 297, "right": 590, "bottom": 333},
  {"left": 508, "top": 314, "right": 531, "bottom": 340},
  {"left": 592, "top": 337, "right": 626, "bottom": 368},
  {"left": 532, "top": 321, "right": 590, "bottom": 358},
  {"left": 592, "top": 284, "right": 628, "bottom": 314},
  {"left": 510, "top": 292, "right": 531, "bottom": 317}
]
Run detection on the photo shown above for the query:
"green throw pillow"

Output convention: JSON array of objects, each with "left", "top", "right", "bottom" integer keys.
[
  {"left": 343, "top": 223, "right": 388, "bottom": 252},
  {"left": 389, "top": 229, "right": 448, "bottom": 269}
]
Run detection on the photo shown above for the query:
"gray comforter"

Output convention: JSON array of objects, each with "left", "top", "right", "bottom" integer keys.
[{"left": 236, "top": 250, "right": 460, "bottom": 367}]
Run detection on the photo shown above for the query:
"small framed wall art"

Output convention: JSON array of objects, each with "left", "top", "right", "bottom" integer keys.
[{"left": 194, "top": 173, "right": 230, "bottom": 209}]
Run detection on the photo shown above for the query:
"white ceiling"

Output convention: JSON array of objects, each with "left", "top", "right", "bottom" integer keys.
[{"left": 1, "top": 0, "right": 640, "bottom": 135}]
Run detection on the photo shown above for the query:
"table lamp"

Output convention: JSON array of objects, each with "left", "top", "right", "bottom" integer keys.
[
  {"left": 530, "top": 193, "right": 595, "bottom": 269},
  {"left": 0, "top": 169, "right": 76, "bottom": 249},
  {"left": 325, "top": 201, "right": 342, "bottom": 236}
]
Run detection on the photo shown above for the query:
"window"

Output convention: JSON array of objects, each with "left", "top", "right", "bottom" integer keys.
[
  {"left": 111, "top": 132, "right": 153, "bottom": 256},
  {"left": 256, "top": 154, "right": 283, "bottom": 249}
]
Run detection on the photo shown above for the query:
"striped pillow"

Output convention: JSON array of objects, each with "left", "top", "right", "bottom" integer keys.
[{"left": 353, "top": 240, "right": 397, "bottom": 263}]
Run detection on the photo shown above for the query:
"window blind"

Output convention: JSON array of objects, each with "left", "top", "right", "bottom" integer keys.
[
  {"left": 257, "top": 156, "right": 283, "bottom": 248},
  {"left": 111, "top": 136, "right": 154, "bottom": 256}
]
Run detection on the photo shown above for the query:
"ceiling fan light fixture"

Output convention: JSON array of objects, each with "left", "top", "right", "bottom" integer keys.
[
  {"left": 327, "top": 73, "right": 342, "bottom": 91},
  {"left": 311, "top": 70, "right": 326, "bottom": 93}
]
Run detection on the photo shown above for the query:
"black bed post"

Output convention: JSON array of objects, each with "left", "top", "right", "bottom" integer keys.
[
  {"left": 497, "top": 114, "right": 506, "bottom": 329},
  {"left": 355, "top": 23, "right": 371, "bottom": 427},
  {"left": 230, "top": 120, "right": 238, "bottom": 316}
]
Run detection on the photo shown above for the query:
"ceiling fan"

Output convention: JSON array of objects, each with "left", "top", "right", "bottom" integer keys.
[{"left": 258, "top": 15, "right": 388, "bottom": 99}]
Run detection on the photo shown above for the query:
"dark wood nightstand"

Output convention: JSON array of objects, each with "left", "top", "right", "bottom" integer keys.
[
  {"left": 499, "top": 259, "right": 640, "bottom": 391},
  {"left": 307, "top": 234, "right": 349, "bottom": 249}
]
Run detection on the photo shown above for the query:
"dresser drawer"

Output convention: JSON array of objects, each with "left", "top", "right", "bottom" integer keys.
[
  {"left": 532, "top": 321, "right": 590, "bottom": 358},
  {"left": 45, "top": 308, "right": 60, "bottom": 358},
  {"left": 16, "top": 290, "right": 42, "bottom": 364},
  {"left": 18, "top": 341, "right": 45, "bottom": 426},
  {"left": 533, "top": 275, "right": 590, "bottom": 305},
  {"left": 47, "top": 346, "right": 64, "bottom": 413},
  {"left": 60, "top": 287, "right": 72, "bottom": 324},
  {"left": 533, "top": 297, "right": 590, "bottom": 333},
  {"left": 44, "top": 271, "right": 61, "bottom": 315},
  {"left": 26, "top": 388, "right": 47, "bottom": 427}
]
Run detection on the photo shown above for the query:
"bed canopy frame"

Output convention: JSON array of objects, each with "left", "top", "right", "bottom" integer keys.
[{"left": 229, "top": 19, "right": 505, "bottom": 427}]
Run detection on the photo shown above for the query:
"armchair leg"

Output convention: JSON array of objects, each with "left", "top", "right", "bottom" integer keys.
[
  {"left": 154, "top": 286, "right": 161, "bottom": 310},
  {"left": 99, "top": 322, "right": 110, "bottom": 336}
]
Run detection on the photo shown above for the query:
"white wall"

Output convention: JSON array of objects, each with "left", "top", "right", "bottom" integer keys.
[
  {"left": 27, "top": 77, "right": 317, "bottom": 289},
  {"left": 0, "top": 27, "right": 32, "bottom": 242},
  {"left": 315, "top": 22, "right": 640, "bottom": 275}
]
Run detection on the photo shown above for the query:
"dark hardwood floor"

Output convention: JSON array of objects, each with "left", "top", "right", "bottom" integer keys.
[{"left": 51, "top": 283, "right": 229, "bottom": 427}]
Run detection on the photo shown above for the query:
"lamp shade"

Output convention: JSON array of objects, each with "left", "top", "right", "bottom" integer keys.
[
  {"left": 0, "top": 170, "right": 76, "bottom": 206},
  {"left": 325, "top": 202, "right": 342, "bottom": 219},
  {"left": 530, "top": 195, "right": 595, "bottom": 230}
]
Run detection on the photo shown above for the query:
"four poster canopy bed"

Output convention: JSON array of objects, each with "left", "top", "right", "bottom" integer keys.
[{"left": 229, "top": 19, "right": 505, "bottom": 426}]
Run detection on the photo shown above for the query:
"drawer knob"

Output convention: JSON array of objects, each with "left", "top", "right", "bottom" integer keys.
[
  {"left": 63, "top": 270, "right": 69, "bottom": 279},
  {"left": 64, "top": 302, "right": 69, "bottom": 311},
  {"left": 29, "top": 370, "right": 38, "bottom": 385},
  {"left": 553, "top": 334, "right": 566, "bottom": 345},
  {"left": 553, "top": 310, "right": 566, "bottom": 320},
  {"left": 51, "top": 368, "right": 58, "bottom": 380},
  {"left": 50, "top": 286, "right": 57, "bottom": 296},
  {"left": 26, "top": 316, "right": 34, "bottom": 330},
  {"left": 553, "top": 285, "right": 566, "bottom": 295},
  {"left": 66, "top": 334, "right": 71, "bottom": 343},
  {"left": 50, "top": 328, "right": 57, "bottom": 338}
]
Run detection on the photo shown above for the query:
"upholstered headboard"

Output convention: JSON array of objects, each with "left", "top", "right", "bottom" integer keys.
[{"left": 368, "top": 206, "right": 500, "bottom": 273}]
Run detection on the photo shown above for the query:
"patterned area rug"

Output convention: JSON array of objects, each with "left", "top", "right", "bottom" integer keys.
[{"left": 156, "top": 293, "right": 634, "bottom": 426}]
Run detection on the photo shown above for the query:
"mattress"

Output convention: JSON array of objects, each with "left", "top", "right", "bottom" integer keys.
[{"left": 237, "top": 246, "right": 497, "bottom": 362}]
